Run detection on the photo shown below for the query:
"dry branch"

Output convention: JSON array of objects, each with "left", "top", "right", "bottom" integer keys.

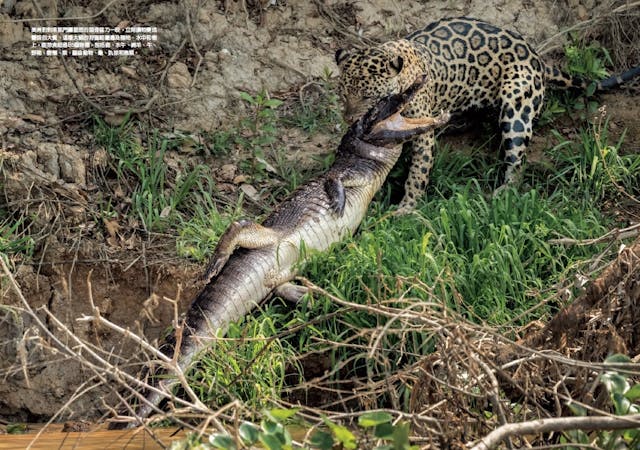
[
  {"left": 549, "top": 223, "right": 640, "bottom": 246},
  {"left": 525, "top": 235, "right": 640, "bottom": 352},
  {"left": 537, "top": 1, "right": 640, "bottom": 55},
  {"left": 471, "top": 414, "right": 640, "bottom": 450}
]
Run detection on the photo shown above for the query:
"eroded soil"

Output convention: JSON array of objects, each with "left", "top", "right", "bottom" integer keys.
[{"left": 1, "top": 0, "right": 639, "bottom": 424}]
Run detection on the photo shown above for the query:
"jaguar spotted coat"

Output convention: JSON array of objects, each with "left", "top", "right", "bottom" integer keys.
[{"left": 335, "top": 17, "right": 640, "bottom": 213}]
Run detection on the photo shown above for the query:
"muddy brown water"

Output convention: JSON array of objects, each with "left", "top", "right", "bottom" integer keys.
[{"left": 0, "top": 424, "right": 186, "bottom": 449}]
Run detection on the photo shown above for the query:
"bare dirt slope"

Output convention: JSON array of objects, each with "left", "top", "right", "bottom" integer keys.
[{"left": 0, "top": 0, "right": 638, "bottom": 422}]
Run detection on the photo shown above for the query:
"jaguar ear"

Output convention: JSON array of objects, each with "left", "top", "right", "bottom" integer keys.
[
  {"left": 335, "top": 48, "right": 351, "bottom": 65},
  {"left": 389, "top": 56, "right": 404, "bottom": 74}
]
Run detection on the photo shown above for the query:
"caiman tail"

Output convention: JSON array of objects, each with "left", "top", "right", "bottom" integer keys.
[{"left": 123, "top": 247, "right": 276, "bottom": 424}]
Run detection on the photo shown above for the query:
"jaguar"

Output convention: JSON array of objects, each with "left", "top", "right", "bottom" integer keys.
[{"left": 335, "top": 17, "right": 640, "bottom": 213}]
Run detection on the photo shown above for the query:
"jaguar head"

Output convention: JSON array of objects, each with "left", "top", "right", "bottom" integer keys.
[{"left": 335, "top": 40, "right": 423, "bottom": 123}]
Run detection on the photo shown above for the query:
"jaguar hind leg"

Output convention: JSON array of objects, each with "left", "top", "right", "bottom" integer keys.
[{"left": 497, "top": 76, "right": 544, "bottom": 188}]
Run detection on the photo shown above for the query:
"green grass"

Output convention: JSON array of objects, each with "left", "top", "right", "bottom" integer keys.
[
  {"left": 185, "top": 308, "right": 299, "bottom": 411},
  {"left": 0, "top": 216, "right": 34, "bottom": 260},
  {"left": 306, "top": 185, "right": 604, "bottom": 320},
  {"left": 94, "top": 116, "right": 211, "bottom": 234},
  {"left": 175, "top": 186, "right": 242, "bottom": 261},
  {"left": 89, "top": 77, "right": 639, "bottom": 438},
  {"left": 92, "top": 114, "right": 248, "bottom": 272},
  {"left": 182, "top": 114, "right": 640, "bottom": 417},
  {"left": 549, "top": 120, "right": 640, "bottom": 203},
  {"left": 280, "top": 69, "right": 344, "bottom": 135}
]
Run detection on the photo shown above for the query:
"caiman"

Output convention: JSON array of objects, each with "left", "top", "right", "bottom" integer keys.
[{"left": 110, "top": 76, "right": 450, "bottom": 428}]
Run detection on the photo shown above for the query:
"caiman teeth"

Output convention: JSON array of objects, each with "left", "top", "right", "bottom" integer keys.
[{"left": 368, "top": 110, "right": 450, "bottom": 143}]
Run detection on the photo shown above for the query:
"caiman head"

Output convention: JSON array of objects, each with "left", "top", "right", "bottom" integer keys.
[{"left": 342, "top": 75, "right": 450, "bottom": 152}]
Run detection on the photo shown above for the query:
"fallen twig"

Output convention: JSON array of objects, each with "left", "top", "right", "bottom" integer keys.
[
  {"left": 470, "top": 414, "right": 640, "bottom": 450},
  {"left": 537, "top": 1, "right": 640, "bottom": 55},
  {"left": 184, "top": 1, "right": 204, "bottom": 89},
  {"left": 549, "top": 222, "right": 640, "bottom": 246}
]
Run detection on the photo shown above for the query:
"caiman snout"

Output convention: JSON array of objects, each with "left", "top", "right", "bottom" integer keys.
[{"left": 344, "top": 101, "right": 370, "bottom": 125}]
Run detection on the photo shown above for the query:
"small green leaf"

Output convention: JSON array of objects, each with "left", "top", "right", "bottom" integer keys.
[
  {"left": 239, "top": 91, "right": 255, "bottom": 105},
  {"left": 168, "top": 440, "right": 188, "bottom": 450},
  {"left": 6, "top": 423, "right": 27, "bottom": 434},
  {"left": 625, "top": 384, "right": 640, "bottom": 401},
  {"left": 392, "top": 421, "right": 411, "bottom": 449},
  {"left": 239, "top": 421, "right": 260, "bottom": 444},
  {"left": 374, "top": 422, "right": 394, "bottom": 439},
  {"left": 604, "top": 354, "right": 631, "bottom": 364},
  {"left": 267, "top": 407, "right": 299, "bottom": 421},
  {"left": 259, "top": 433, "right": 284, "bottom": 450},
  {"left": 566, "top": 402, "right": 588, "bottom": 417},
  {"left": 324, "top": 421, "right": 357, "bottom": 450},
  {"left": 335, "top": 430, "right": 357, "bottom": 449},
  {"left": 262, "top": 419, "right": 284, "bottom": 436},
  {"left": 309, "top": 430, "right": 334, "bottom": 450},
  {"left": 264, "top": 99, "right": 283, "bottom": 109},
  {"left": 209, "top": 433, "right": 237, "bottom": 450},
  {"left": 358, "top": 411, "right": 393, "bottom": 427},
  {"left": 565, "top": 428, "right": 590, "bottom": 444},
  {"left": 612, "top": 392, "right": 632, "bottom": 415},
  {"left": 586, "top": 82, "right": 596, "bottom": 97},
  {"left": 623, "top": 428, "right": 640, "bottom": 441},
  {"left": 282, "top": 428, "right": 293, "bottom": 446},
  {"left": 601, "top": 371, "right": 630, "bottom": 395}
]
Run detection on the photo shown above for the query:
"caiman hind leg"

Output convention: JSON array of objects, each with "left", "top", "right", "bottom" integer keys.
[
  {"left": 274, "top": 282, "right": 310, "bottom": 303},
  {"left": 203, "top": 220, "right": 281, "bottom": 282}
]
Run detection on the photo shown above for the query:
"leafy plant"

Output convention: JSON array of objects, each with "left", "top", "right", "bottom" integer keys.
[
  {"left": 540, "top": 37, "right": 613, "bottom": 124},
  {"left": 206, "top": 128, "right": 237, "bottom": 157},
  {"left": 171, "top": 409, "right": 418, "bottom": 450},
  {"left": 564, "top": 36, "right": 612, "bottom": 83},
  {"left": 562, "top": 354, "right": 640, "bottom": 449},
  {"left": 237, "top": 90, "right": 283, "bottom": 181},
  {"left": 280, "top": 67, "right": 344, "bottom": 134}
]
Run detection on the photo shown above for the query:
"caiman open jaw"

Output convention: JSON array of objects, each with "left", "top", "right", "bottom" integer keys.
[
  {"left": 346, "top": 73, "right": 450, "bottom": 148},
  {"left": 367, "top": 110, "right": 450, "bottom": 146},
  {"left": 349, "top": 109, "right": 450, "bottom": 163}
]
